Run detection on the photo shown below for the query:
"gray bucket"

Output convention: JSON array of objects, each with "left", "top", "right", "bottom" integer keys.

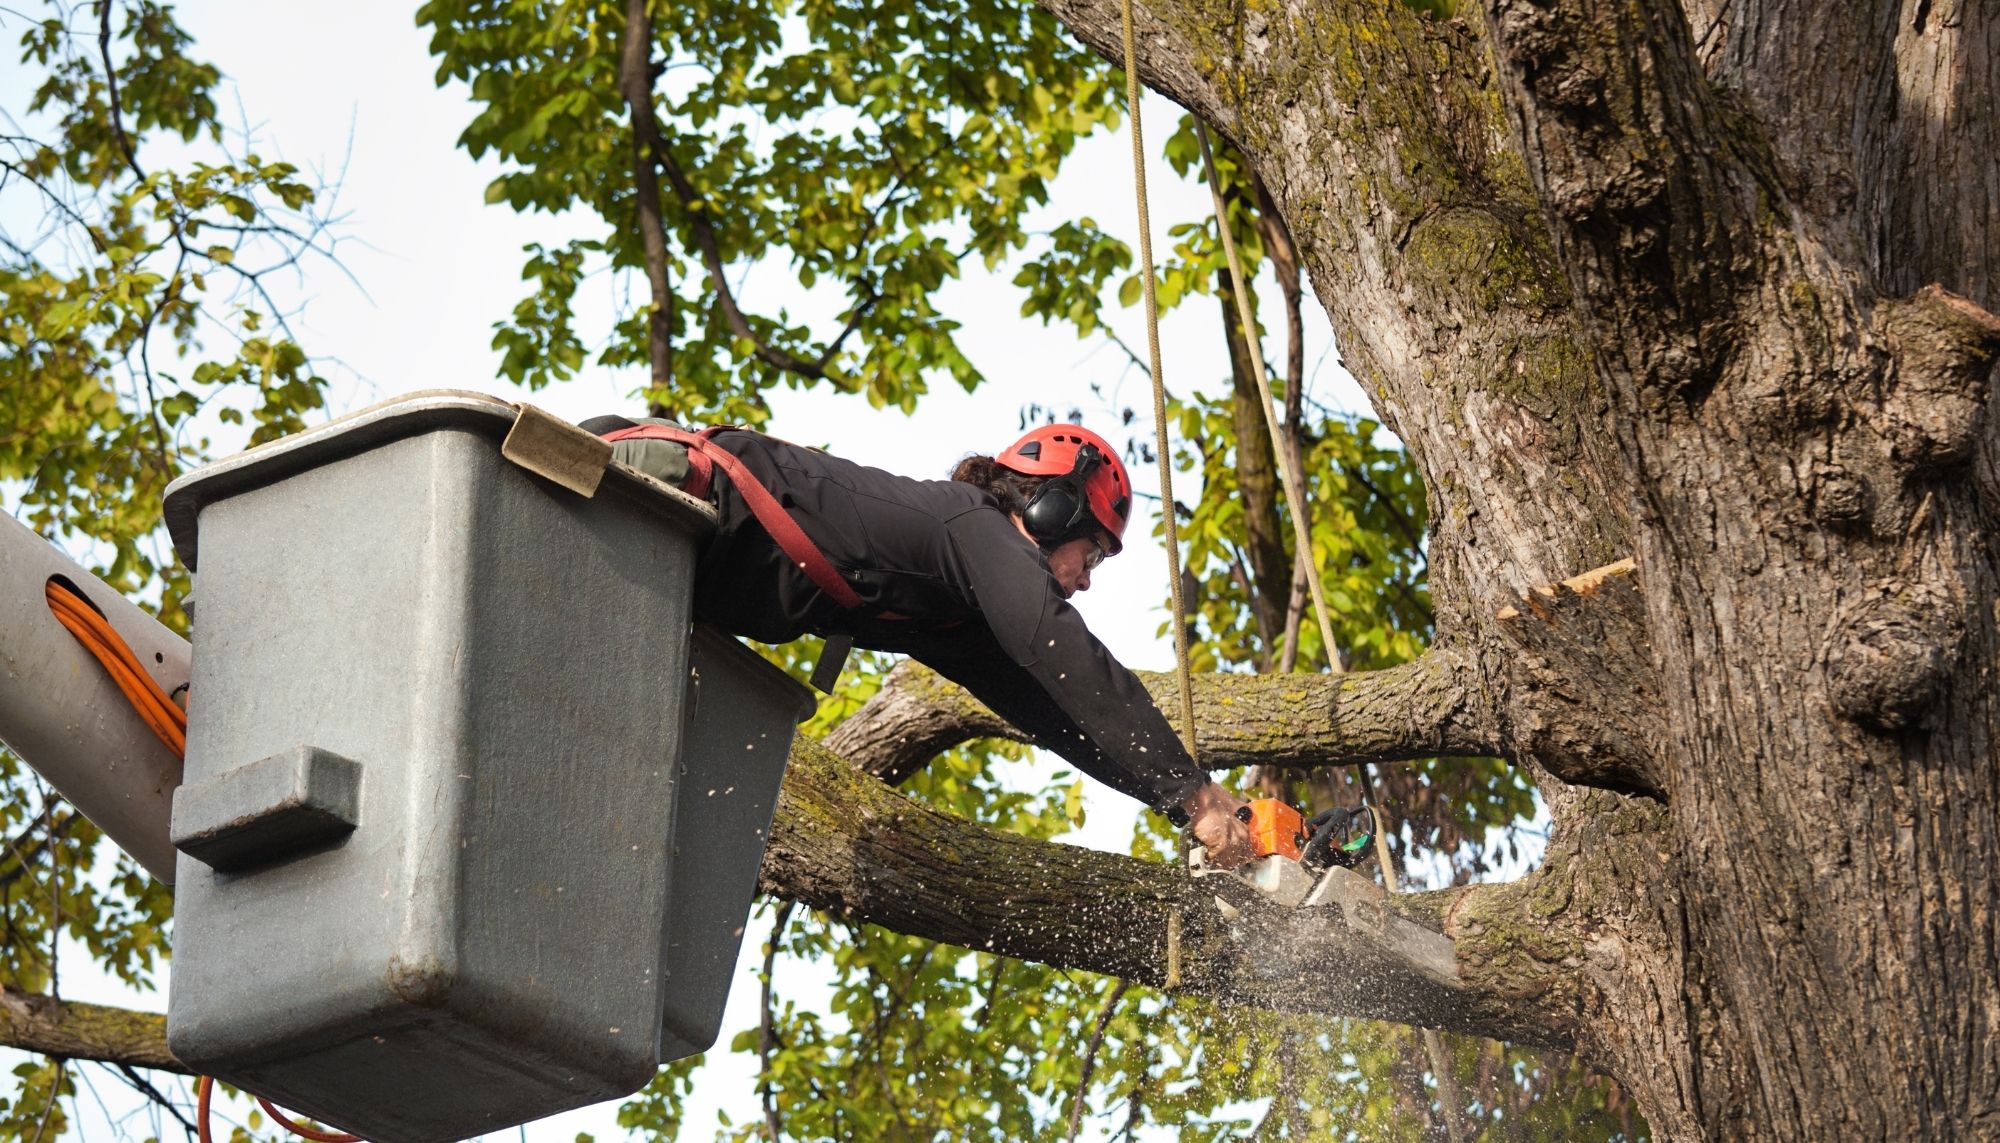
[{"left": 161, "top": 392, "right": 811, "bottom": 1142}]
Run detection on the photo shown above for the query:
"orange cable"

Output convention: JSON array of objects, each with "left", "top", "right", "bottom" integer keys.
[
  {"left": 49, "top": 584, "right": 358, "bottom": 1143},
  {"left": 258, "top": 1097, "right": 363, "bottom": 1143},
  {"left": 44, "top": 580, "right": 185, "bottom": 756}
]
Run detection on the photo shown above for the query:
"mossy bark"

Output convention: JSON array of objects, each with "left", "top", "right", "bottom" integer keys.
[{"left": 0, "top": 991, "right": 185, "bottom": 1074}]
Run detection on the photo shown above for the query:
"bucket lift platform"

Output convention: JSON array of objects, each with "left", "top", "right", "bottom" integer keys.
[{"left": 153, "top": 391, "right": 811, "bottom": 1142}]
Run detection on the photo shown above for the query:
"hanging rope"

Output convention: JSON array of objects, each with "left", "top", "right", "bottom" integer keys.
[
  {"left": 1192, "top": 124, "right": 1343, "bottom": 675},
  {"left": 1118, "top": 0, "right": 1199, "bottom": 758},
  {"left": 1189, "top": 105, "right": 1470, "bottom": 1143}
]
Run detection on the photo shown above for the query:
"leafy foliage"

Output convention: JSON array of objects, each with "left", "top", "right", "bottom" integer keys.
[
  {"left": 4, "top": 2, "right": 334, "bottom": 603},
  {"left": 420, "top": 0, "right": 1123, "bottom": 423}
]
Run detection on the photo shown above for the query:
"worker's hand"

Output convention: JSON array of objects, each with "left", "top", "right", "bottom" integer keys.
[{"left": 1181, "top": 782, "right": 1255, "bottom": 870}]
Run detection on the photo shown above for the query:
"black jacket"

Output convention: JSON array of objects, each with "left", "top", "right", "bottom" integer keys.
[{"left": 590, "top": 417, "right": 1208, "bottom": 814}]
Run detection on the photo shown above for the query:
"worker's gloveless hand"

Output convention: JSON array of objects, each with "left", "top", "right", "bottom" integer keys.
[{"left": 1182, "top": 782, "right": 1254, "bottom": 869}]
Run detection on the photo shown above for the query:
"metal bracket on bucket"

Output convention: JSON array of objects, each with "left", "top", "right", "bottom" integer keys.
[{"left": 501, "top": 403, "right": 614, "bottom": 497}]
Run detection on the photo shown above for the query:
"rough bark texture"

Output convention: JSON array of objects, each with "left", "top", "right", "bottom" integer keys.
[
  {"left": 1029, "top": 0, "right": 1997, "bottom": 1136},
  {"left": 831, "top": 653, "right": 1498, "bottom": 780},
  {"left": 0, "top": 990, "right": 184, "bottom": 1074}
]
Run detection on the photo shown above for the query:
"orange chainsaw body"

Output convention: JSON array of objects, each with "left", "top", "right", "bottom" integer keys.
[{"left": 1240, "top": 799, "right": 1308, "bottom": 861}]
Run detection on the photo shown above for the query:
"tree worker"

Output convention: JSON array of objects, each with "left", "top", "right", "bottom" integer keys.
[{"left": 579, "top": 414, "right": 1255, "bottom": 869}]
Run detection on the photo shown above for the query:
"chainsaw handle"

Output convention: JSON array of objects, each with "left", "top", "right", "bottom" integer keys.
[{"left": 1300, "top": 805, "right": 1368, "bottom": 871}]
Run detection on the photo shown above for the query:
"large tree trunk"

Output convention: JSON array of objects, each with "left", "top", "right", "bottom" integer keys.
[{"left": 1036, "top": 0, "right": 2000, "bottom": 1136}]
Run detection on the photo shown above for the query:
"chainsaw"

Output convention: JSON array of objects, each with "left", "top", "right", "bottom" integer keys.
[
  {"left": 1188, "top": 798, "right": 1464, "bottom": 991},
  {"left": 1192, "top": 799, "right": 1377, "bottom": 913}
]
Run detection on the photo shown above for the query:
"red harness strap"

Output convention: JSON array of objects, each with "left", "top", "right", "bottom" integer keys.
[{"left": 602, "top": 423, "right": 867, "bottom": 611}]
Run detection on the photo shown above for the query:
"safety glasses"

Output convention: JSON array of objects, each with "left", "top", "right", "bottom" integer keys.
[{"left": 1082, "top": 536, "right": 1109, "bottom": 572}]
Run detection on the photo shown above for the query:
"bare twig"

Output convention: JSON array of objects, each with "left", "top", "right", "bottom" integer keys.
[
  {"left": 112, "top": 1063, "right": 198, "bottom": 1137},
  {"left": 1066, "top": 978, "right": 1130, "bottom": 1140},
  {"left": 96, "top": 0, "right": 145, "bottom": 184},
  {"left": 758, "top": 900, "right": 796, "bottom": 1141},
  {"left": 0, "top": 159, "right": 111, "bottom": 253},
  {"left": 1097, "top": 325, "right": 1156, "bottom": 383}
]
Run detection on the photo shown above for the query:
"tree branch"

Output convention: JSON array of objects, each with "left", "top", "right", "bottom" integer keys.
[
  {"left": 639, "top": 118, "right": 880, "bottom": 382},
  {"left": 113, "top": 1062, "right": 198, "bottom": 1136},
  {"left": 757, "top": 899, "right": 794, "bottom": 1141},
  {"left": 827, "top": 650, "right": 1499, "bottom": 786},
  {"left": 619, "top": 0, "right": 674, "bottom": 390},
  {"left": 96, "top": 0, "right": 146, "bottom": 185},
  {"left": 0, "top": 813, "right": 78, "bottom": 892},
  {"left": 0, "top": 990, "right": 184, "bottom": 1074},
  {"left": 762, "top": 735, "right": 1580, "bottom": 1046},
  {"left": 0, "top": 728, "right": 1586, "bottom": 1072},
  {"left": 1066, "top": 978, "right": 1128, "bottom": 1140}
]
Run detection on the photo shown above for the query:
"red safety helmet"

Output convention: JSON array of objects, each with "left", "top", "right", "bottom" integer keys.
[{"left": 996, "top": 424, "right": 1133, "bottom": 554}]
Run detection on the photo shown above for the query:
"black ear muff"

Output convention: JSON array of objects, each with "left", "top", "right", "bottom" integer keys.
[
  {"left": 1021, "top": 444, "right": 1103, "bottom": 546},
  {"left": 1022, "top": 485, "right": 1083, "bottom": 542}
]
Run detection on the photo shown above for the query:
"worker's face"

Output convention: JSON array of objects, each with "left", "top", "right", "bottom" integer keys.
[{"left": 1044, "top": 533, "right": 1111, "bottom": 599}]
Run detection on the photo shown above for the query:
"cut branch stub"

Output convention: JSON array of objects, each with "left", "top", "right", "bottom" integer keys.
[{"left": 1491, "top": 558, "right": 1662, "bottom": 798}]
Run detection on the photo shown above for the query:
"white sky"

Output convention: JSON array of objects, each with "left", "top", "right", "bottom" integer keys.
[{"left": 3, "top": 1, "right": 1371, "bottom": 1138}]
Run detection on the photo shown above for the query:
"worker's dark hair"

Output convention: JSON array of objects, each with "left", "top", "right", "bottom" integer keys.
[{"left": 951, "top": 454, "right": 1047, "bottom": 516}]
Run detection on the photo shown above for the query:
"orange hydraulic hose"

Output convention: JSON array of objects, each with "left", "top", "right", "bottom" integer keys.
[
  {"left": 44, "top": 579, "right": 185, "bottom": 757},
  {"left": 51, "top": 584, "right": 359, "bottom": 1143},
  {"left": 258, "top": 1097, "right": 363, "bottom": 1143}
]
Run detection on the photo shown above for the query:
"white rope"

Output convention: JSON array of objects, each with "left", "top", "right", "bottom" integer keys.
[{"left": 1118, "top": 0, "right": 1199, "bottom": 758}]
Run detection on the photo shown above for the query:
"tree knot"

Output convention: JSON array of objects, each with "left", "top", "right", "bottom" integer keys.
[
  {"left": 1874, "top": 285, "right": 2000, "bottom": 474},
  {"left": 1822, "top": 578, "right": 1964, "bottom": 732}
]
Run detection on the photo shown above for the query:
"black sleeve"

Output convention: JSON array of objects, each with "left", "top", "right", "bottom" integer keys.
[{"left": 904, "top": 509, "right": 1208, "bottom": 813}]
